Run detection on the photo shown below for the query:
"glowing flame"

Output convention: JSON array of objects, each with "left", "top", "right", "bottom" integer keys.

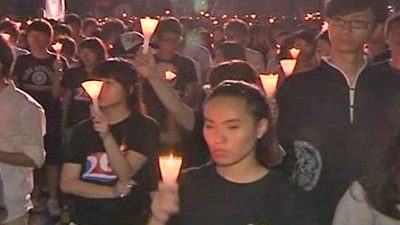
[
  {"left": 165, "top": 71, "right": 177, "bottom": 81},
  {"left": 52, "top": 42, "right": 63, "bottom": 53},
  {"left": 289, "top": 48, "right": 301, "bottom": 59},
  {"left": 0, "top": 33, "right": 11, "bottom": 41},
  {"left": 259, "top": 73, "right": 279, "bottom": 98},
  {"left": 280, "top": 59, "right": 297, "bottom": 76},
  {"left": 159, "top": 154, "right": 182, "bottom": 183}
]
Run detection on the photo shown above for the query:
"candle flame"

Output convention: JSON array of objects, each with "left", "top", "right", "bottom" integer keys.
[
  {"left": 165, "top": 71, "right": 177, "bottom": 81},
  {"left": 0, "top": 33, "right": 11, "bottom": 41},
  {"left": 140, "top": 18, "right": 159, "bottom": 38},
  {"left": 289, "top": 48, "right": 301, "bottom": 59},
  {"left": 159, "top": 154, "right": 182, "bottom": 183},
  {"left": 280, "top": 59, "right": 297, "bottom": 76},
  {"left": 259, "top": 73, "right": 279, "bottom": 98},
  {"left": 81, "top": 80, "right": 104, "bottom": 100},
  {"left": 27, "top": 20, "right": 33, "bottom": 25},
  {"left": 52, "top": 42, "right": 63, "bottom": 53}
]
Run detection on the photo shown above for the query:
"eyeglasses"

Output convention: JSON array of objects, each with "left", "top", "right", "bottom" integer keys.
[{"left": 328, "top": 17, "right": 375, "bottom": 29}]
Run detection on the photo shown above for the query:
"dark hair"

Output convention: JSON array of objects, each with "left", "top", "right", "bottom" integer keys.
[
  {"left": 215, "top": 41, "right": 246, "bottom": 62},
  {"left": 58, "top": 36, "right": 76, "bottom": 57},
  {"left": 26, "top": 19, "right": 53, "bottom": 40},
  {"left": 0, "top": 35, "right": 15, "bottom": 78},
  {"left": 224, "top": 19, "right": 249, "bottom": 37},
  {"left": 155, "top": 17, "right": 182, "bottom": 38},
  {"left": 83, "top": 18, "right": 99, "bottom": 31},
  {"left": 94, "top": 58, "right": 142, "bottom": 113},
  {"left": 54, "top": 23, "right": 72, "bottom": 37},
  {"left": 0, "top": 20, "right": 19, "bottom": 41},
  {"left": 65, "top": 13, "right": 82, "bottom": 28},
  {"left": 362, "top": 136, "right": 400, "bottom": 219},
  {"left": 208, "top": 60, "right": 258, "bottom": 88},
  {"left": 205, "top": 80, "right": 281, "bottom": 167},
  {"left": 79, "top": 37, "right": 108, "bottom": 62},
  {"left": 101, "top": 18, "right": 127, "bottom": 40},
  {"left": 385, "top": 12, "right": 400, "bottom": 38},
  {"left": 324, "top": 0, "right": 389, "bottom": 23}
]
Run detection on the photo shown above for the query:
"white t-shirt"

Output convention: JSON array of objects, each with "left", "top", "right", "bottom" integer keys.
[
  {"left": 333, "top": 181, "right": 400, "bottom": 225},
  {"left": 0, "top": 81, "right": 45, "bottom": 223}
]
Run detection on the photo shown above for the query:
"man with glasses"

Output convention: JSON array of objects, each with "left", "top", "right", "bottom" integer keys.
[{"left": 277, "top": 0, "right": 388, "bottom": 224}]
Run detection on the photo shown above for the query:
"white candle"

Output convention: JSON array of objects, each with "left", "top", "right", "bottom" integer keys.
[
  {"left": 0, "top": 33, "right": 11, "bottom": 42},
  {"left": 165, "top": 71, "right": 177, "bottom": 81},
  {"left": 140, "top": 18, "right": 159, "bottom": 54},
  {"left": 259, "top": 73, "right": 279, "bottom": 98},
  {"left": 280, "top": 59, "right": 297, "bottom": 76},
  {"left": 289, "top": 48, "right": 300, "bottom": 59},
  {"left": 159, "top": 154, "right": 182, "bottom": 183},
  {"left": 52, "top": 42, "right": 63, "bottom": 60},
  {"left": 81, "top": 80, "right": 104, "bottom": 112}
]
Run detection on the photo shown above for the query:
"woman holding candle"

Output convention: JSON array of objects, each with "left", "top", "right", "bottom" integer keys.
[
  {"left": 61, "top": 37, "right": 108, "bottom": 134},
  {"left": 148, "top": 81, "right": 317, "bottom": 225},
  {"left": 133, "top": 52, "right": 261, "bottom": 167},
  {"left": 61, "top": 58, "right": 160, "bottom": 225}
]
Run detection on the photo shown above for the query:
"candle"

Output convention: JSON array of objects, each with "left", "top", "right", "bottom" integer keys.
[
  {"left": 81, "top": 80, "right": 104, "bottom": 112},
  {"left": 322, "top": 21, "right": 329, "bottom": 32},
  {"left": 159, "top": 154, "right": 182, "bottom": 183},
  {"left": 0, "top": 33, "right": 11, "bottom": 42},
  {"left": 52, "top": 42, "right": 63, "bottom": 60},
  {"left": 280, "top": 59, "right": 297, "bottom": 76},
  {"left": 15, "top": 22, "right": 22, "bottom": 30},
  {"left": 289, "top": 48, "right": 301, "bottom": 59},
  {"left": 165, "top": 71, "right": 177, "bottom": 81},
  {"left": 140, "top": 18, "right": 159, "bottom": 54},
  {"left": 259, "top": 73, "right": 279, "bottom": 98},
  {"left": 26, "top": 20, "right": 33, "bottom": 25}
]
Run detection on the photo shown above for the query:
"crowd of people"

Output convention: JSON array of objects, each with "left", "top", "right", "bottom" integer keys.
[{"left": 1, "top": 0, "right": 400, "bottom": 224}]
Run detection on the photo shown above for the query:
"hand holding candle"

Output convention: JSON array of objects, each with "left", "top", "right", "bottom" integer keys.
[
  {"left": 259, "top": 73, "right": 279, "bottom": 98},
  {"left": 280, "top": 59, "right": 297, "bottom": 76},
  {"left": 81, "top": 80, "right": 104, "bottom": 112},
  {"left": 159, "top": 154, "right": 182, "bottom": 184},
  {"left": 140, "top": 18, "right": 159, "bottom": 54},
  {"left": 52, "top": 42, "right": 63, "bottom": 60}
]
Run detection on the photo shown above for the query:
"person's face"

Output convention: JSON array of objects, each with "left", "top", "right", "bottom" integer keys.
[
  {"left": 99, "top": 78, "right": 129, "bottom": 109},
  {"left": 27, "top": 31, "right": 51, "bottom": 50},
  {"left": 83, "top": 24, "right": 97, "bottom": 37},
  {"left": 386, "top": 21, "right": 400, "bottom": 57},
  {"left": 315, "top": 39, "right": 331, "bottom": 61},
  {"left": 203, "top": 96, "right": 268, "bottom": 167},
  {"left": 328, "top": 9, "right": 376, "bottom": 53},
  {"left": 79, "top": 48, "right": 99, "bottom": 67},
  {"left": 158, "top": 32, "right": 181, "bottom": 52}
]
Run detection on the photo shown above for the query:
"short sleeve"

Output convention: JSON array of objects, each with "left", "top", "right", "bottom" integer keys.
[{"left": 17, "top": 104, "right": 46, "bottom": 167}]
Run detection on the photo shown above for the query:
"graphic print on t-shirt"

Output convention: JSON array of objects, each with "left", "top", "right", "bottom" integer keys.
[
  {"left": 81, "top": 151, "right": 117, "bottom": 183},
  {"left": 81, "top": 141, "right": 129, "bottom": 183},
  {"left": 22, "top": 65, "right": 55, "bottom": 85}
]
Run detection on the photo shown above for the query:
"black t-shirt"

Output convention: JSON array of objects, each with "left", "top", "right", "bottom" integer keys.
[
  {"left": 61, "top": 66, "right": 92, "bottom": 127},
  {"left": 14, "top": 53, "right": 67, "bottom": 113},
  {"left": 64, "top": 113, "right": 160, "bottom": 225},
  {"left": 142, "top": 53, "right": 197, "bottom": 127},
  {"left": 169, "top": 165, "right": 318, "bottom": 225},
  {"left": 14, "top": 53, "right": 68, "bottom": 134}
]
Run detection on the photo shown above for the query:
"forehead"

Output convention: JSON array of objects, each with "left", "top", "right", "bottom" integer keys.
[{"left": 204, "top": 96, "right": 250, "bottom": 118}]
